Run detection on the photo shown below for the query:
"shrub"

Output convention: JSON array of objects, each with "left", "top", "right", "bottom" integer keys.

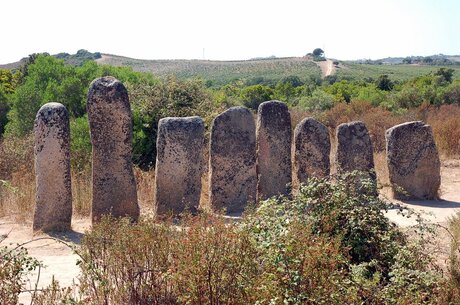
[
  {"left": 240, "top": 84, "right": 273, "bottom": 110},
  {"left": 33, "top": 174, "right": 459, "bottom": 304},
  {"left": 0, "top": 238, "right": 40, "bottom": 305},
  {"left": 78, "top": 216, "right": 177, "bottom": 305},
  {"left": 424, "top": 104, "right": 460, "bottom": 157},
  {"left": 297, "top": 89, "right": 335, "bottom": 111},
  {"left": 173, "top": 215, "right": 258, "bottom": 305},
  {"left": 448, "top": 212, "right": 460, "bottom": 291}
]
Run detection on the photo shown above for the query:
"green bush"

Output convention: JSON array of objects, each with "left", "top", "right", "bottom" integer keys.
[
  {"left": 297, "top": 89, "right": 335, "bottom": 111},
  {"left": 240, "top": 84, "right": 274, "bottom": 110},
  {"left": 70, "top": 116, "right": 91, "bottom": 171}
]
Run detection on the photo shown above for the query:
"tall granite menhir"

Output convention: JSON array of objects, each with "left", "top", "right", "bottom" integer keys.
[
  {"left": 87, "top": 77, "right": 139, "bottom": 222},
  {"left": 336, "top": 121, "right": 376, "bottom": 182},
  {"left": 209, "top": 107, "right": 257, "bottom": 214},
  {"left": 33, "top": 103, "right": 72, "bottom": 232},
  {"left": 256, "top": 101, "right": 291, "bottom": 201},
  {"left": 386, "top": 121, "right": 440, "bottom": 199},
  {"left": 293, "top": 118, "right": 330, "bottom": 186},
  {"left": 155, "top": 117, "right": 205, "bottom": 215}
]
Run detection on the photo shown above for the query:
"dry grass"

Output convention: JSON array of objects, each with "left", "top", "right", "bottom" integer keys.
[
  {"left": 134, "top": 167, "right": 155, "bottom": 213},
  {"left": 1, "top": 103, "right": 459, "bottom": 223}
]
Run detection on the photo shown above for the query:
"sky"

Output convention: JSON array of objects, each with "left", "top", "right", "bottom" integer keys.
[{"left": 1, "top": 0, "right": 459, "bottom": 64}]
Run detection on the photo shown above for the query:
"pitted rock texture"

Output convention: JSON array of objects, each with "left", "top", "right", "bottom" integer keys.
[
  {"left": 336, "top": 121, "right": 376, "bottom": 181},
  {"left": 33, "top": 103, "right": 72, "bottom": 232},
  {"left": 209, "top": 106, "right": 257, "bottom": 214},
  {"left": 294, "top": 118, "right": 330, "bottom": 185},
  {"left": 386, "top": 121, "right": 440, "bottom": 199},
  {"left": 256, "top": 101, "right": 292, "bottom": 201},
  {"left": 87, "top": 77, "right": 139, "bottom": 222},
  {"left": 155, "top": 116, "right": 205, "bottom": 215}
]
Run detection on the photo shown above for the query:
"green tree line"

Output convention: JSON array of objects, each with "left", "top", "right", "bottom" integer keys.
[{"left": 0, "top": 54, "right": 459, "bottom": 171}]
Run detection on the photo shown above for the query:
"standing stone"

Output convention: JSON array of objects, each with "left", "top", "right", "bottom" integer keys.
[
  {"left": 386, "top": 121, "right": 440, "bottom": 199},
  {"left": 33, "top": 103, "right": 71, "bottom": 232},
  {"left": 256, "top": 101, "right": 292, "bottom": 201},
  {"left": 336, "top": 121, "right": 376, "bottom": 183},
  {"left": 87, "top": 77, "right": 139, "bottom": 222},
  {"left": 209, "top": 106, "right": 256, "bottom": 214},
  {"left": 155, "top": 116, "right": 205, "bottom": 215},
  {"left": 294, "top": 118, "right": 330, "bottom": 185}
]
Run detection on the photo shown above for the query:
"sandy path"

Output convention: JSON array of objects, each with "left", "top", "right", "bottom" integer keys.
[
  {"left": 385, "top": 159, "right": 460, "bottom": 226},
  {"left": 316, "top": 59, "right": 335, "bottom": 77},
  {"left": 0, "top": 219, "right": 90, "bottom": 304}
]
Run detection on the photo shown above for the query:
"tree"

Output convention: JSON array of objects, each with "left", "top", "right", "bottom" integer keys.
[
  {"left": 435, "top": 68, "right": 454, "bottom": 84},
  {"left": 375, "top": 74, "right": 394, "bottom": 91},
  {"left": 312, "top": 48, "right": 324, "bottom": 57},
  {"left": 402, "top": 57, "right": 412, "bottom": 64},
  {"left": 240, "top": 85, "right": 274, "bottom": 110}
]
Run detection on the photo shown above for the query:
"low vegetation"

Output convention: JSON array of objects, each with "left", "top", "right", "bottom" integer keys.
[{"left": 2, "top": 175, "right": 460, "bottom": 304}]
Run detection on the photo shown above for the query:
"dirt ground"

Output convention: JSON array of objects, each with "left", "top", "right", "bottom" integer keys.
[
  {"left": 316, "top": 59, "right": 336, "bottom": 77},
  {"left": 1, "top": 159, "right": 459, "bottom": 304}
]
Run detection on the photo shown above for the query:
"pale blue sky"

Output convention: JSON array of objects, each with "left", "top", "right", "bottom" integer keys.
[{"left": 1, "top": 0, "right": 459, "bottom": 64}]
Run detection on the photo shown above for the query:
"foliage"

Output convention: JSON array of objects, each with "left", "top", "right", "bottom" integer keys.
[
  {"left": 376, "top": 74, "right": 394, "bottom": 91},
  {"left": 70, "top": 116, "right": 92, "bottom": 171},
  {"left": 240, "top": 84, "right": 274, "bottom": 110},
  {"left": 448, "top": 212, "right": 460, "bottom": 294},
  {"left": 313, "top": 48, "right": 324, "bottom": 57},
  {"left": 32, "top": 278, "right": 82, "bottom": 305},
  {"left": 55, "top": 49, "right": 102, "bottom": 66},
  {"left": 4, "top": 55, "right": 155, "bottom": 138},
  {"left": 297, "top": 89, "right": 335, "bottom": 111},
  {"left": 173, "top": 215, "right": 258, "bottom": 305},
  {"left": 129, "top": 77, "right": 221, "bottom": 169},
  {"left": 19, "top": 174, "right": 459, "bottom": 304},
  {"left": 78, "top": 216, "right": 177, "bottom": 304},
  {"left": 0, "top": 239, "right": 40, "bottom": 305}
]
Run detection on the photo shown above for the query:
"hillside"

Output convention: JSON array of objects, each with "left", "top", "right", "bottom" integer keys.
[
  {"left": 96, "top": 54, "right": 322, "bottom": 86},
  {"left": 2, "top": 51, "right": 460, "bottom": 87},
  {"left": 336, "top": 62, "right": 460, "bottom": 81}
]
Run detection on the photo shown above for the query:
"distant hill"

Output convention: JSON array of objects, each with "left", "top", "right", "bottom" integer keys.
[
  {"left": 351, "top": 54, "right": 460, "bottom": 65},
  {"left": 95, "top": 54, "right": 321, "bottom": 86},
  {"left": 2, "top": 51, "right": 460, "bottom": 86},
  {"left": 0, "top": 49, "right": 102, "bottom": 70}
]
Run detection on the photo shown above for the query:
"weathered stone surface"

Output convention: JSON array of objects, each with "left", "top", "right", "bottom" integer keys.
[
  {"left": 256, "top": 101, "right": 292, "bottom": 201},
  {"left": 336, "top": 121, "right": 376, "bottom": 181},
  {"left": 33, "top": 103, "right": 72, "bottom": 232},
  {"left": 209, "top": 106, "right": 256, "bottom": 213},
  {"left": 155, "top": 116, "right": 205, "bottom": 215},
  {"left": 293, "top": 118, "right": 330, "bottom": 185},
  {"left": 386, "top": 121, "right": 440, "bottom": 199},
  {"left": 87, "top": 77, "right": 139, "bottom": 222}
]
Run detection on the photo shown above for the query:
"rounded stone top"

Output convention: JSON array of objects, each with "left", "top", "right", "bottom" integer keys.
[
  {"left": 89, "top": 76, "right": 121, "bottom": 90},
  {"left": 87, "top": 76, "right": 129, "bottom": 107},
  {"left": 35, "top": 102, "right": 69, "bottom": 123},
  {"left": 213, "top": 106, "right": 252, "bottom": 124},
  {"left": 296, "top": 117, "right": 327, "bottom": 131},
  {"left": 337, "top": 121, "right": 369, "bottom": 136},
  {"left": 158, "top": 116, "right": 205, "bottom": 134},
  {"left": 159, "top": 116, "right": 204, "bottom": 126},
  {"left": 221, "top": 106, "right": 252, "bottom": 115},
  {"left": 258, "top": 100, "right": 288, "bottom": 113},
  {"left": 386, "top": 121, "right": 427, "bottom": 136},
  {"left": 338, "top": 120, "right": 365, "bottom": 128}
]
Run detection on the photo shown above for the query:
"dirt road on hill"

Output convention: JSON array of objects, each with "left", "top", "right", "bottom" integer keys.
[{"left": 316, "top": 59, "right": 335, "bottom": 77}]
